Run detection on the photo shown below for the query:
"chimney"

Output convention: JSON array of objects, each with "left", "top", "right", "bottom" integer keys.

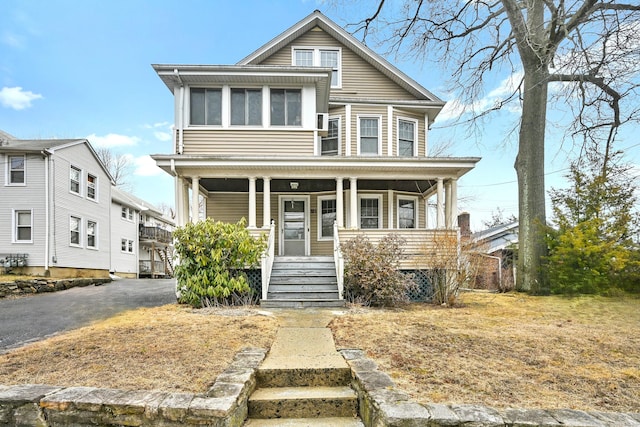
[{"left": 458, "top": 212, "right": 471, "bottom": 238}]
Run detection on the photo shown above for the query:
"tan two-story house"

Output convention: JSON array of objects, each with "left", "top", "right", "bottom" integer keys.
[{"left": 152, "top": 11, "right": 480, "bottom": 306}]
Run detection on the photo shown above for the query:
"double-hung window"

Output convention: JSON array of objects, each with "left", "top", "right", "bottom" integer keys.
[
  {"left": 87, "top": 174, "right": 97, "bottom": 201},
  {"left": 398, "top": 197, "right": 417, "bottom": 229},
  {"left": 293, "top": 47, "right": 341, "bottom": 87},
  {"left": 358, "top": 117, "right": 380, "bottom": 155},
  {"left": 230, "top": 89, "right": 262, "bottom": 126},
  {"left": 270, "top": 89, "right": 301, "bottom": 126},
  {"left": 13, "top": 210, "right": 32, "bottom": 242},
  {"left": 70, "top": 166, "right": 81, "bottom": 195},
  {"left": 8, "top": 155, "right": 25, "bottom": 185},
  {"left": 70, "top": 216, "right": 81, "bottom": 246},
  {"left": 359, "top": 196, "right": 382, "bottom": 229},
  {"left": 318, "top": 197, "right": 337, "bottom": 239},
  {"left": 321, "top": 118, "right": 339, "bottom": 156},
  {"left": 87, "top": 220, "right": 97, "bottom": 249},
  {"left": 121, "top": 238, "right": 134, "bottom": 253},
  {"left": 398, "top": 119, "right": 417, "bottom": 156},
  {"left": 190, "top": 88, "right": 222, "bottom": 125}
]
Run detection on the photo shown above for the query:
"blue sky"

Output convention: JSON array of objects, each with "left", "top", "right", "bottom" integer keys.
[{"left": 1, "top": 0, "right": 638, "bottom": 231}]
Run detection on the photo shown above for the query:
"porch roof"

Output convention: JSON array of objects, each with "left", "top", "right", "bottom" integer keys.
[{"left": 151, "top": 155, "right": 480, "bottom": 182}]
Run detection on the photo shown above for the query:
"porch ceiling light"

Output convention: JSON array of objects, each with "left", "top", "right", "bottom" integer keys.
[{"left": 290, "top": 181, "right": 299, "bottom": 190}]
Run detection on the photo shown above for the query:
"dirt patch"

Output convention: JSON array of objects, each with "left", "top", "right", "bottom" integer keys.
[{"left": 330, "top": 292, "right": 640, "bottom": 412}]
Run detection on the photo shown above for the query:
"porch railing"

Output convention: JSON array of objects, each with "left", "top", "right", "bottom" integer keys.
[
  {"left": 139, "top": 260, "right": 166, "bottom": 276},
  {"left": 333, "top": 222, "right": 344, "bottom": 300},
  {"left": 139, "top": 226, "right": 172, "bottom": 243},
  {"left": 260, "top": 221, "right": 276, "bottom": 300}
]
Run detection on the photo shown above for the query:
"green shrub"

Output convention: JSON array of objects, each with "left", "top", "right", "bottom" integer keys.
[
  {"left": 173, "top": 218, "right": 266, "bottom": 307},
  {"left": 341, "top": 234, "right": 415, "bottom": 307}
]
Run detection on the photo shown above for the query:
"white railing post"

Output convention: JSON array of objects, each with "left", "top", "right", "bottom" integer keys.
[
  {"left": 333, "top": 221, "right": 344, "bottom": 300},
  {"left": 261, "top": 220, "right": 276, "bottom": 300}
]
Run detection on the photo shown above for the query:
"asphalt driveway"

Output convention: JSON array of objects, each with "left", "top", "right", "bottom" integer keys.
[{"left": 0, "top": 278, "right": 176, "bottom": 352}]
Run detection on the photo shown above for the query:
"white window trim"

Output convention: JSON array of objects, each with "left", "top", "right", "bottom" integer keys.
[
  {"left": 121, "top": 206, "right": 134, "bottom": 222},
  {"left": 320, "top": 116, "right": 341, "bottom": 156},
  {"left": 12, "top": 209, "right": 33, "bottom": 243},
  {"left": 397, "top": 195, "right": 419, "bottom": 229},
  {"left": 397, "top": 117, "right": 419, "bottom": 157},
  {"left": 188, "top": 87, "right": 224, "bottom": 127},
  {"left": 291, "top": 46, "right": 342, "bottom": 89},
  {"left": 317, "top": 195, "right": 337, "bottom": 240},
  {"left": 70, "top": 165, "right": 82, "bottom": 196},
  {"left": 356, "top": 115, "right": 383, "bottom": 156},
  {"left": 6, "top": 154, "right": 26, "bottom": 186},
  {"left": 357, "top": 194, "right": 384, "bottom": 229},
  {"left": 121, "top": 238, "right": 135, "bottom": 254},
  {"left": 86, "top": 173, "right": 98, "bottom": 202},
  {"left": 70, "top": 215, "right": 83, "bottom": 248},
  {"left": 86, "top": 219, "right": 98, "bottom": 250}
]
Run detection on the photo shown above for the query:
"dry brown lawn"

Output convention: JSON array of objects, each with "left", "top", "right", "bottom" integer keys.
[
  {"left": 0, "top": 292, "right": 638, "bottom": 413},
  {"left": 330, "top": 292, "right": 640, "bottom": 412}
]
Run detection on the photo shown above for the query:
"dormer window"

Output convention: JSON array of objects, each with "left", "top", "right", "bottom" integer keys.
[{"left": 293, "top": 47, "right": 341, "bottom": 88}]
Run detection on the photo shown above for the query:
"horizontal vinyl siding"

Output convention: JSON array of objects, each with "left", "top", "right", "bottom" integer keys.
[
  {"left": 110, "top": 202, "right": 138, "bottom": 275},
  {"left": 0, "top": 153, "right": 46, "bottom": 266},
  {"left": 182, "top": 130, "right": 315, "bottom": 156},
  {"left": 259, "top": 28, "right": 416, "bottom": 100}
]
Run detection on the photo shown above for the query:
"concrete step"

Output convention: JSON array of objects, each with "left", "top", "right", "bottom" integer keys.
[
  {"left": 248, "top": 386, "right": 358, "bottom": 419},
  {"left": 244, "top": 417, "right": 364, "bottom": 426},
  {"left": 257, "top": 366, "right": 351, "bottom": 388},
  {"left": 260, "top": 299, "right": 345, "bottom": 309}
]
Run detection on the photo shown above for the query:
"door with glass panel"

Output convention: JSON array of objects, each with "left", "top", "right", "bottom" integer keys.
[{"left": 281, "top": 198, "right": 308, "bottom": 256}]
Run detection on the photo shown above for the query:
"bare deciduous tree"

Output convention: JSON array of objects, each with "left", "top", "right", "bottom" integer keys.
[
  {"left": 350, "top": 0, "right": 640, "bottom": 293},
  {"left": 96, "top": 147, "right": 133, "bottom": 191}
]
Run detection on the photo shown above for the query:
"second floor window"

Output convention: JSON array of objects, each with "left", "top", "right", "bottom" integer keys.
[
  {"left": 270, "top": 89, "right": 301, "bottom": 126},
  {"left": 8, "top": 155, "right": 25, "bottom": 184},
  {"left": 321, "top": 118, "right": 339, "bottom": 156},
  {"left": 398, "top": 119, "right": 416, "bottom": 156},
  {"left": 190, "top": 88, "right": 222, "bottom": 125},
  {"left": 231, "top": 89, "right": 262, "bottom": 126},
  {"left": 70, "top": 166, "right": 81, "bottom": 195},
  {"left": 87, "top": 174, "right": 97, "bottom": 200},
  {"left": 359, "top": 117, "right": 380, "bottom": 155}
]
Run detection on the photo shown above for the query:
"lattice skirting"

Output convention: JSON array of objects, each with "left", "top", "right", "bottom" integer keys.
[{"left": 401, "top": 270, "right": 434, "bottom": 302}]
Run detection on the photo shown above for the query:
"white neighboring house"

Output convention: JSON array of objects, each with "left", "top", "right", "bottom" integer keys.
[
  {"left": 0, "top": 132, "right": 114, "bottom": 278},
  {"left": 110, "top": 187, "right": 174, "bottom": 278}
]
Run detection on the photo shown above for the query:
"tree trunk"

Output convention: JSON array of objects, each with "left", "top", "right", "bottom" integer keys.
[{"left": 515, "top": 65, "right": 550, "bottom": 294}]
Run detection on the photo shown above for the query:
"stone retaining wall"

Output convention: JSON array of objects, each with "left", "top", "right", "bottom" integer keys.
[
  {"left": 0, "top": 348, "right": 266, "bottom": 427},
  {"left": 339, "top": 349, "right": 640, "bottom": 427},
  {"left": 0, "top": 278, "right": 111, "bottom": 299}
]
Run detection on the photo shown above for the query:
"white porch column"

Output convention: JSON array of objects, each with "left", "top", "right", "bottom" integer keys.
[
  {"left": 436, "top": 178, "right": 444, "bottom": 229},
  {"left": 425, "top": 197, "right": 430, "bottom": 229},
  {"left": 191, "top": 176, "right": 200, "bottom": 224},
  {"left": 450, "top": 178, "right": 458, "bottom": 229},
  {"left": 262, "top": 177, "right": 271, "bottom": 228},
  {"left": 349, "top": 177, "right": 358, "bottom": 229},
  {"left": 248, "top": 177, "right": 257, "bottom": 228},
  {"left": 445, "top": 180, "right": 452, "bottom": 228},
  {"left": 175, "top": 177, "right": 183, "bottom": 226},
  {"left": 336, "top": 178, "right": 344, "bottom": 227},
  {"left": 182, "top": 180, "right": 190, "bottom": 226},
  {"left": 387, "top": 189, "right": 394, "bottom": 229},
  {"left": 345, "top": 104, "right": 352, "bottom": 156}
]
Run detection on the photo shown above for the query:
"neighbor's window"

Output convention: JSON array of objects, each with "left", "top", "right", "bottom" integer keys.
[
  {"left": 8, "top": 155, "right": 25, "bottom": 184},
  {"left": 398, "top": 198, "right": 417, "bottom": 229},
  {"left": 293, "top": 48, "right": 341, "bottom": 87},
  {"left": 230, "top": 88, "right": 262, "bottom": 125},
  {"left": 87, "top": 174, "right": 97, "bottom": 201},
  {"left": 70, "top": 166, "right": 81, "bottom": 195},
  {"left": 190, "top": 88, "right": 222, "bottom": 125},
  {"left": 14, "top": 210, "right": 32, "bottom": 242},
  {"left": 70, "top": 216, "right": 81, "bottom": 246},
  {"left": 270, "top": 89, "right": 301, "bottom": 126},
  {"left": 359, "top": 196, "right": 382, "bottom": 229},
  {"left": 121, "top": 238, "right": 134, "bottom": 253},
  {"left": 87, "top": 220, "right": 97, "bottom": 248},
  {"left": 121, "top": 206, "right": 133, "bottom": 221},
  {"left": 398, "top": 119, "right": 416, "bottom": 156},
  {"left": 319, "top": 197, "right": 337, "bottom": 239},
  {"left": 359, "top": 117, "right": 380, "bottom": 155},
  {"left": 321, "top": 118, "right": 339, "bottom": 156}
]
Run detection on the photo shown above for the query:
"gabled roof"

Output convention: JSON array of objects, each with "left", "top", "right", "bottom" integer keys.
[
  {"left": 0, "top": 129, "right": 15, "bottom": 142},
  {"left": 0, "top": 137, "right": 116, "bottom": 185},
  {"left": 472, "top": 221, "right": 519, "bottom": 253},
  {"left": 238, "top": 10, "right": 444, "bottom": 103}
]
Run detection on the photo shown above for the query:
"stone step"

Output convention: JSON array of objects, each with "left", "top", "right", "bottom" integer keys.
[
  {"left": 260, "top": 299, "right": 345, "bottom": 309},
  {"left": 257, "top": 366, "right": 351, "bottom": 388},
  {"left": 244, "top": 417, "right": 364, "bottom": 426},
  {"left": 248, "top": 386, "right": 358, "bottom": 419}
]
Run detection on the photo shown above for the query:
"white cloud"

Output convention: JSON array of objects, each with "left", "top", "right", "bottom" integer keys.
[
  {"left": 1, "top": 32, "right": 25, "bottom": 48},
  {"left": 87, "top": 133, "right": 140, "bottom": 148},
  {"left": 0, "top": 86, "right": 42, "bottom": 110},
  {"left": 154, "top": 131, "right": 171, "bottom": 141},
  {"left": 133, "top": 155, "right": 163, "bottom": 177}
]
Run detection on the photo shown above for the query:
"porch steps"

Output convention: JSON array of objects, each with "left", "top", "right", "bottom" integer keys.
[{"left": 261, "top": 256, "right": 344, "bottom": 308}]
